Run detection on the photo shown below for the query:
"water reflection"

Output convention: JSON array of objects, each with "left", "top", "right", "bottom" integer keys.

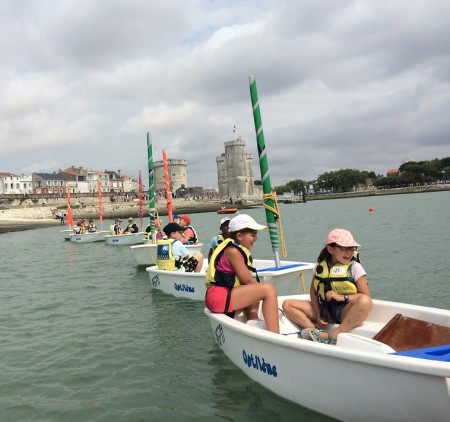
[{"left": 208, "top": 347, "right": 336, "bottom": 421}]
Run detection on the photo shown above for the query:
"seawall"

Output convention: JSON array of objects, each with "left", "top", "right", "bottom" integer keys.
[{"left": 1, "top": 184, "right": 449, "bottom": 233}]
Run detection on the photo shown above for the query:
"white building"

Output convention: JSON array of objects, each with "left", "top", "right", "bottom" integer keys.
[{"left": 0, "top": 173, "right": 33, "bottom": 194}]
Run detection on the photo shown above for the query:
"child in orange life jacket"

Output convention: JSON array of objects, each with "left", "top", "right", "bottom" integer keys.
[
  {"left": 282, "top": 228, "right": 372, "bottom": 344},
  {"left": 205, "top": 214, "right": 280, "bottom": 334}
]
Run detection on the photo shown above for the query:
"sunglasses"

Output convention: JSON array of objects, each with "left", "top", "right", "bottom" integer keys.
[{"left": 333, "top": 245, "right": 357, "bottom": 252}]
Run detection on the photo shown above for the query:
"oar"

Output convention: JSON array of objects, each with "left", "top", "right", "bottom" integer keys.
[{"left": 249, "top": 76, "right": 281, "bottom": 267}]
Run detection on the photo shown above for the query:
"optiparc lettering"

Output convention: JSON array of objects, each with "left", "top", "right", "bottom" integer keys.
[{"left": 242, "top": 350, "right": 277, "bottom": 377}]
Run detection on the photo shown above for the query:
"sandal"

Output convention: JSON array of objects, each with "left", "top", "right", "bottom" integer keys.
[{"left": 301, "top": 328, "right": 336, "bottom": 345}]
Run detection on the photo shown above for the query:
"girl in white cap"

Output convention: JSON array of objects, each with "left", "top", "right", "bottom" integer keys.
[
  {"left": 205, "top": 214, "right": 280, "bottom": 334},
  {"left": 283, "top": 228, "right": 372, "bottom": 344}
]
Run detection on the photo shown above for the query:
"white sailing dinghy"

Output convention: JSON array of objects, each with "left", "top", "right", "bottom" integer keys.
[
  {"left": 146, "top": 260, "right": 314, "bottom": 300},
  {"left": 204, "top": 294, "right": 450, "bottom": 422},
  {"left": 70, "top": 180, "right": 109, "bottom": 243}
]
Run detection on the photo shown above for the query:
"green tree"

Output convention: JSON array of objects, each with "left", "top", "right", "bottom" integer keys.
[
  {"left": 317, "top": 169, "right": 368, "bottom": 192},
  {"left": 274, "top": 184, "right": 291, "bottom": 194},
  {"left": 286, "top": 179, "right": 305, "bottom": 195},
  {"left": 317, "top": 171, "right": 339, "bottom": 192}
]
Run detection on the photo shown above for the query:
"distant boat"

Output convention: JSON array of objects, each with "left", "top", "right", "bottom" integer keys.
[
  {"left": 70, "top": 179, "right": 108, "bottom": 243},
  {"left": 104, "top": 232, "right": 144, "bottom": 246},
  {"left": 217, "top": 207, "right": 238, "bottom": 214},
  {"left": 70, "top": 231, "right": 109, "bottom": 243}
]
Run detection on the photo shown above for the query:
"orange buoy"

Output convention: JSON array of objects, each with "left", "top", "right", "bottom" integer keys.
[{"left": 369, "top": 207, "right": 375, "bottom": 212}]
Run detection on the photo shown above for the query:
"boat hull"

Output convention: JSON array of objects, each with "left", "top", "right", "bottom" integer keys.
[
  {"left": 146, "top": 260, "right": 315, "bottom": 300},
  {"left": 61, "top": 229, "right": 73, "bottom": 241},
  {"left": 69, "top": 231, "right": 109, "bottom": 243},
  {"left": 205, "top": 296, "right": 450, "bottom": 421},
  {"left": 104, "top": 232, "right": 145, "bottom": 245},
  {"left": 217, "top": 208, "right": 238, "bottom": 214},
  {"left": 130, "top": 243, "right": 203, "bottom": 266}
]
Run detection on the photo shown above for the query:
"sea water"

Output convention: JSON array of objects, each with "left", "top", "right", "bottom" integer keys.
[{"left": 0, "top": 191, "right": 449, "bottom": 421}]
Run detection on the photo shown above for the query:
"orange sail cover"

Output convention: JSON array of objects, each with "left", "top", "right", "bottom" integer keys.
[{"left": 66, "top": 186, "right": 73, "bottom": 228}]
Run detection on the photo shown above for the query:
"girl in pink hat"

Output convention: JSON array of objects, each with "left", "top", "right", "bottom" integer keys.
[{"left": 283, "top": 228, "right": 372, "bottom": 344}]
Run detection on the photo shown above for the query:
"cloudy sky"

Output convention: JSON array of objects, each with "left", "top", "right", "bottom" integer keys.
[{"left": 1, "top": 0, "right": 449, "bottom": 188}]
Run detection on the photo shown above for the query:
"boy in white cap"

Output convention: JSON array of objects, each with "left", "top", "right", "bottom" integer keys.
[
  {"left": 205, "top": 214, "right": 280, "bottom": 334},
  {"left": 283, "top": 228, "right": 372, "bottom": 344},
  {"left": 208, "top": 217, "right": 231, "bottom": 261}
]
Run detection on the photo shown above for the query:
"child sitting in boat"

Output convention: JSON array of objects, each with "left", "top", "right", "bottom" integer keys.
[
  {"left": 157, "top": 223, "right": 203, "bottom": 273},
  {"left": 208, "top": 217, "right": 231, "bottom": 261},
  {"left": 178, "top": 215, "right": 199, "bottom": 244},
  {"left": 144, "top": 219, "right": 164, "bottom": 242},
  {"left": 282, "top": 228, "right": 372, "bottom": 344},
  {"left": 87, "top": 219, "right": 97, "bottom": 232},
  {"left": 111, "top": 218, "right": 124, "bottom": 235},
  {"left": 73, "top": 219, "right": 87, "bottom": 234},
  {"left": 205, "top": 214, "right": 280, "bottom": 334},
  {"left": 123, "top": 217, "right": 139, "bottom": 234}
]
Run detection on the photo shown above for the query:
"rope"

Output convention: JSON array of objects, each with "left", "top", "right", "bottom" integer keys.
[
  {"left": 262, "top": 192, "right": 287, "bottom": 258},
  {"left": 300, "top": 273, "right": 306, "bottom": 293}
]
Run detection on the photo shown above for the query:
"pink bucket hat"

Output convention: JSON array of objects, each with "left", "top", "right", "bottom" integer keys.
[{"left": 326, "top": 228, "right": 361, "bottom": 247}]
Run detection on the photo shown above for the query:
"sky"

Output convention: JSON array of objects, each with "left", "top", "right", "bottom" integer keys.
[{"left": 1, "top": 0, "right": 449, "bottom": 188}]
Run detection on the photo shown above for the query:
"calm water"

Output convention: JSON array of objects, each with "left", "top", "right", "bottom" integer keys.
[{"left": 1, "top": 192, "right": 449, "bottom": 421}]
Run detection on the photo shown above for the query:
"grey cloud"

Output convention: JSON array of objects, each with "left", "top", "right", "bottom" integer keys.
[{"left": 1, "top": 0, "right": 449, "bottom": 187}]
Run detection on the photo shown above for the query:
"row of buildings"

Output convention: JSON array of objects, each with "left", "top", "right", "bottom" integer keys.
[
  {"left": 0, "top": 138, "right": 259, "bottom": 199},
  {"left": 0, "top": 167, "right": 136, "bottom": 196}
]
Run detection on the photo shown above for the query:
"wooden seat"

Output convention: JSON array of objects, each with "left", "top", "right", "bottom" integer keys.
[{"left": 373, "top": 313, "right": 450, "bottom": 352}]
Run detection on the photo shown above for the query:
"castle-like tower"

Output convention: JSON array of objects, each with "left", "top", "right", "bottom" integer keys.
[
  {"left": 216, "top": 138, "right": 255, "bottom": 198},
  {"left": 154, "top": 159, "right": 187, "bottom": 193}
]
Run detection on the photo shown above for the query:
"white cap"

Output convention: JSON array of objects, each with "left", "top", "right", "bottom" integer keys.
[
  {"left": 229, "top": 214, "right": 266, "bottom": 232},
  {"left": 220, "top": 217, "right": 231, "bottom": 226}
]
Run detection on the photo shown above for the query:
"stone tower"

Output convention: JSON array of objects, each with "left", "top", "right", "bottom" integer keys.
[
  {"left": 216, "top": 137, "right": 255, "bottom": 198},
  {"left": 154, "top": 159, "right": 187, "bottom": 194}
]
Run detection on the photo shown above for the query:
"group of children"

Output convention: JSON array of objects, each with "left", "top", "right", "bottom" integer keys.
[
  {"left": 155, "top": 212, "right": 372, "bottom": 343},
  {"left": 73, "top": 218, "right": 98, "bottom": 234},
  {"left": 110, "top": 217, "right": 140, "bottom": 235}
]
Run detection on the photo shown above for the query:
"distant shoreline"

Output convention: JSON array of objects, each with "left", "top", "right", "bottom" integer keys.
[
  {"left": 1, "top": 184, "right": 448, "bottom": 234},
  {"left": 0, "top": 200, "right": 253, "bottom": 234},
  {"left": 305, "top": 183, "right": 450, "bottom": 201}
]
